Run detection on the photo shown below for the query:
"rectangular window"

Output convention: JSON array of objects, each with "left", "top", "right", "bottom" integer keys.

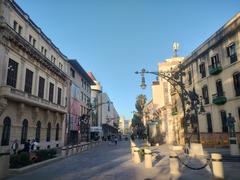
[
  {"left": 38, "top": 77, "right": 45, "bottom": 98},
  {"left": 202, "top": 85, "right": 209, "bottom": 104},
  {"left": 59, "top": 63, "right": 63, "bottom": 70},
  {"left": 210, "top": 54, "right": 220, "bottom": 68},
  {"left": 233, "top": 72, "right": 240, "bottom": 96},
  {"left": 238, "top": 107, "right": 240, "bottom": 122},
  {"left": 13, "top": 21, "right": 18, "bottom": 31},
  {"left": 70, "top": 68, "right": 75, "bottom": 78},
  {"left": 206, "top": 113, "right": 213, "bottom": 133},
  {"left": 188, "top": 71, "right": 192, "bottom": 85},
  {"left": 24, "top": 69, "right": 33, "bottom": 94},
  {"left": 41, "top": 46, "right": 44, "bottom": 53},
  {"left": 44, "top": 49, "right": 47, "bottom": 56},
  {"left": 57, "top": 87, "right": 62, "bottom": 105},
  {"left": 49, "top": 83, "right": 54, "bottom": 102},
  {"left": 199, "top": 63, "right": 206, "bottom": 78},
  {"left": 29, "top": 35, "right": 32, "bottom": 43},
  {"left": 18, "top": 25, "right": 22, "bottom": 35},
  {"left": 7, "top": 59, "right": 18, "bottom": 88},
  {"left": 227, "top": 43, "right": 237, "bottom": 64},
  {"left": 216, "top": 80, "right": 224, "bottom": 97},
  {"left": 33, "top": 39, "right": 36, "bottom": 48}
]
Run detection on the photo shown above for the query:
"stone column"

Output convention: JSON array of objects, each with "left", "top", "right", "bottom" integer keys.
[{"left": 18, "top": 59, "right": 26, "bottom": 91}]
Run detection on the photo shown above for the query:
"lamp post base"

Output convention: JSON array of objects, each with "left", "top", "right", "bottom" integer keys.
[{"left": 229, "top": 137, "right": 240, "bottom": 156}]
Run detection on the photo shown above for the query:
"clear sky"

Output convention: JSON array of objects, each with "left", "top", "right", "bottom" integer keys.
[{"left": 16, "top": 0, "right": 239, "bottom": 120}]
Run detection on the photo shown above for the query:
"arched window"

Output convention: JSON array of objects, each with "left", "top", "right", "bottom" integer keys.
[
  {"left": 46, "top": 122, "right": 51, "bottom": 142},
  {"left": 35, "top": 121, "right": 41, "bottom": 143},
  {"left": 1, "top": 117, "right": 11, "bottom": 146},
  {"left": 21, "top": 119, "right": 28, "bottom": 144},
  {"left": 233, "top": 72, "right": 240, "bottom": 96},
  {"left": 55, "top": 123, "right": 59, "bottom": 141}
]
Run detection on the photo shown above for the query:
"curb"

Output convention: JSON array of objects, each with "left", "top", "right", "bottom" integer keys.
[
  {"left": 8, "top": 156, "right": 64, "bottom": 175},
  {"left": 8, "top": 142, "right": 103, "bottom": 175}
]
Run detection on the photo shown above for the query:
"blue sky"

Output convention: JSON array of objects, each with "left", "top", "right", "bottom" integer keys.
[{"left": 16, "top": 0, "right": 240, "bottom": 120}]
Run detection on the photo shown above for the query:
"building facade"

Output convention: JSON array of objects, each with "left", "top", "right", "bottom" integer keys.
[
  {"left": 88, "top": 72, "right": 103, "bottom": 140},
  {"left": 0, "top": 0, "right": 69, "bottom": 152},
  {"left": 65, "top": 60, "right": 94, "bottom": 145},
  {"left": 178, "top": 13, "right": 240, "bottom": 147},
  {"left": 150, "top": 57, "right": 184, "bottom": 144}
]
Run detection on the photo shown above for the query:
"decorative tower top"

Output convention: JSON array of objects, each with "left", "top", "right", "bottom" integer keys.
[{"left": 173, "top": 42, "right": 180, "bottom": 57}]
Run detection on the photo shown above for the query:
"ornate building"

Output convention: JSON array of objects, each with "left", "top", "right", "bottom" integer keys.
[
  {"left": 177, "top": 13, "right": 240, "bottom": 147},
  {"left": 0, "top": 0, "right": 69, "bottom": 152}
]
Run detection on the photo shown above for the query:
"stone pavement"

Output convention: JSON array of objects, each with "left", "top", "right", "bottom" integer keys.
[{"left": 6, "top": 141, "right": 240, "bottom": 180}]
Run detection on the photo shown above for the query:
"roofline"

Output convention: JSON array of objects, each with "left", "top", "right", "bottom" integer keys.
[
  {"left": 10, "top": 0, "right": 68, "bottom": 60},
  {"left": 68, "top": 59, "right": 95, "bottom": 85},
  {"left": 183, "top": 12, "right": 240, "bottom": 66}
]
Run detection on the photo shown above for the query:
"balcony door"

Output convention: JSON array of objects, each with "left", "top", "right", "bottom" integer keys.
[{"left": 216, "top": 80, "right": 224, "bottom": 96}]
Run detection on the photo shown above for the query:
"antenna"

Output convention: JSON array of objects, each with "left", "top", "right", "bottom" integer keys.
[{"left": 173, "top": 42, "right": 180, "bottom": 57}]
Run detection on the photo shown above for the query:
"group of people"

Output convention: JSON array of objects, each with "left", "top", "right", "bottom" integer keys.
[{"left": 11, "top": 139, "right": 39, "bottom": 155}]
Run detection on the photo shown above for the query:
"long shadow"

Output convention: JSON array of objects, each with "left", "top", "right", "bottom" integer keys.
[{"left": 6, "top": 141, "right": 143, "bottom": 180}]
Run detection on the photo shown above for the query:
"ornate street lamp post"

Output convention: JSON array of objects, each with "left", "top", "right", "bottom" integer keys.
[
  {"left": 79, "top": 100, "right": 113, "bottom": 142},
  {"left": 135, "top": 66, "right": 205, "bottom": 144}
]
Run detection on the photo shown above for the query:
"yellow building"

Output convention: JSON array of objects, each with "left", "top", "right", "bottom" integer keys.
[
  {"left": 173, "top": 13, "right": 240, "bottom": 147},
  {"left": 0, "top": 0, "right": 69, "bottom": 152}
]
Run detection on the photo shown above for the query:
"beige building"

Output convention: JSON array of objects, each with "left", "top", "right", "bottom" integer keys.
[
  {"left": 150, "top": 57, "right": 184, "bottom": 144},
  {"left": 0, "top": 0, "right": 69, "bottom": 152},
  {"left": 177, "top": 13, "right": 240, "bottom": 147}
]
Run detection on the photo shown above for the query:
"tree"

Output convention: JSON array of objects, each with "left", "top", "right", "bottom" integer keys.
[{"left": 131, "top": 94, "right": 147, "bottom": 138}]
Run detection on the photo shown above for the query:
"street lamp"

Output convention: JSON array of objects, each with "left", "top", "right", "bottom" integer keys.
[
  {"left": 135, "top": 66, "right": 205, "bottom": 144},
  {"left": 79, "top": 100, "right": 113, "bottom": 142}
]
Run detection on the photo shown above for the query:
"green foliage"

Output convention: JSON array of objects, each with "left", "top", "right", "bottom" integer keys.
[
  {"left": 9, "top": 149, "right": 57, "bottom": 169},
  {"left": 135, "top": 95, "right": 147, "bottom": 117},
  {"left": 131, "top": 94, "right": 147, "bottom": 138},
  {"left": 10, "top": 152, "right": 31, "bottom": 168},
  {"left": 36, "top": 149, "right": 57, "bottom": 161}
]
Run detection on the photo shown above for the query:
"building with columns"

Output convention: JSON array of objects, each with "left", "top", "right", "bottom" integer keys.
[{"left": 0, "top": 0, "right": 69, "bottom": 152}]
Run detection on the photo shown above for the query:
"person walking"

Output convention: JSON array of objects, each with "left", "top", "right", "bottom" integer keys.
[
  {"left": 11, "top": 140, "right": 19, "bottom": 155},
  {"left": 114, "top": 136, "right": 118, "bottom": 145},
  {"left": 23, "top": 140, "right": 30, "bottom": 153}
]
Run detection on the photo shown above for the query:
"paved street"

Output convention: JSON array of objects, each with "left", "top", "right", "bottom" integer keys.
[{"left": 7, "top": 141, "right": 240, "bottom": 180}]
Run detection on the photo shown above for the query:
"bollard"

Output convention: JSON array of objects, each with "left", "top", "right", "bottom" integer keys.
[
  {"left": 73, "top": 145, "right": 77, "bottom": 154},
  {"left": 144, "top": 149, "right": 152, "bottom": 168},
  {"left": 169, "top": 152, "right": 180, "bottom": 176},
  {"left": 68, "top": 146, "right": 73, "bottom": 156},
  {"left": 61, "top": 147, "right": 67, "bottom": 157},
  {"left": 211, "top": 153, "right": 224, "bottom": 179},
  {"left": 131, "top": 145, "right": 136, "bottom": 156},
  {"left": 133, "top": 147, "right": 141, "bottom": 164}
]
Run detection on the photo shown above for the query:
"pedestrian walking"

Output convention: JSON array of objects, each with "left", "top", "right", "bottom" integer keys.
[
  {"left": 114, "top": 136, "right": 118, "bottom": 145},
  {"left": 11, "top": 139, "right": 19, "bottom": 155},
  {"left": 23, "top": 140, "right": 30, "bottom": 152}
]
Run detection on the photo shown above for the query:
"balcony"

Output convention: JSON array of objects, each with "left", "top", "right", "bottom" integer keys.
[
  {"left": 212, "top": 92, "right": 227, "bottom": 105},
  {"left": 171, "top": 107, "right": 178, "bottom": 116},
  {"left": 0, "top": 86, "right": 67, "bottom": 113},
  {"left": 208, "top": 64, "right": 222, "bottom": 75}
]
